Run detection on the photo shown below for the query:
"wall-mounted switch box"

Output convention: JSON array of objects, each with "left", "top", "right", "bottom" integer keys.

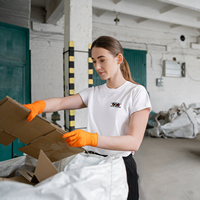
[{"left": 156, "top": 78, "right": 163, "bottom": 86}]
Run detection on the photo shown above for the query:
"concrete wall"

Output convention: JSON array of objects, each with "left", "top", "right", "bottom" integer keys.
[
  {"left": 92, "top": 22, "right": 200, "bottom": 112},
  {"left": 30, "top": 19, "right": 200, "bottom": 127},
  {"left": 0, "top": 0, "right": 30, "bottom": 28},
  {"left": 30, "top": 18, "right": 64, "bottom": 128},
  {"left": 29, "top": 21, "right": 200, "bottom": 129}
]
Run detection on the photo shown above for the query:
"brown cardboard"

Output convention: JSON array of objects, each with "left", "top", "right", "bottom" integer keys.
[
  {"left": 0, "top": 150, "right": 59, "bottom": 185},
  {"left": 0, "top": 176, "right": 33, "bottom": 185},
  {"left": 0, "top": 96, "right": 84, "bottom": 162},
  {"left": 18, "top": 149, "right": 58, "bottom": 184}
]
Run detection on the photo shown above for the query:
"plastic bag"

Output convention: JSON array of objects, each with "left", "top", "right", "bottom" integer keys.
[
  {"left": 0, "top": 152, "right": 128, "bottom": 200},
  {"left": 146, "top": 103, "right": 199, "bottom": 138}
]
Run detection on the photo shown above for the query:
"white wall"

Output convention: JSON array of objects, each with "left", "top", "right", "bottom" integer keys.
[
  {"left": 93, "top": 22, "right": 200, "bottom": 112},
  {"left": 30, "top": 22, "right": 64, "bottom": 128},
  {"left": 29, "top": 18, "right": 200, "bottom": 128},
  {"left": 0, "top": 0, "right": 30, "bottom": 28}
]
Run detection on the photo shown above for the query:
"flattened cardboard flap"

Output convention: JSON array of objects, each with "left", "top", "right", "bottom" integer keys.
[
  {"left": 0, "top": 96, "right": 84, "bottom": 161},
  {"left": 18, "top": 169, "right": 34, "bottom": 182},
  {"left": 34, "top": 149, "right": 58, "bottom": 182},
  {"left": 0, "top": 176, "right": 33, "bottom": 185},
  {"left": 18, "top": 149, "right": 58, "bottom": 184}
]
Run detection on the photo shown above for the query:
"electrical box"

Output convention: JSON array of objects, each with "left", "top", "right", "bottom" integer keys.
[
  {"left": 163, "top": 60, "right": 186, "bottom": 77},
  {"left": 156, "top": 78, "right": 163, "bottom": 86}
]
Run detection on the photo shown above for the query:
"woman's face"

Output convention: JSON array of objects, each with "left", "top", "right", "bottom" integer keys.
[{"left": 91, "top": 47, "right": 120, "bottom": 81}]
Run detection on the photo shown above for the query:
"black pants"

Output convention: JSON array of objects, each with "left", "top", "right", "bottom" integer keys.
[{"left": 123, "top": 154, "right": 139, "bottom": 200}]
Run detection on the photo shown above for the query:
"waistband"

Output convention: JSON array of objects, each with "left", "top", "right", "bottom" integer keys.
[
  {"left": 85, "top": 151, "right": 108, "bottom": 157},
  {"left": 85, "top": 150, "right": 132, "bottom": 158}
]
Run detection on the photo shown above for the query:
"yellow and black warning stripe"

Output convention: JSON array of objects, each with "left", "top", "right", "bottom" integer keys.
[
  {"left": 68, "top": 41, "right": 75, "bottom": 131},
  {"left": 63, "top": 47, "right": 67, "bottom": 130},
  {"left": 88, "top": 44, "right": 93, "bottom": 87}
]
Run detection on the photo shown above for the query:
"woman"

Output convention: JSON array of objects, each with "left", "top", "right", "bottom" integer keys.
[{"left": 24, "top": 36, "right": 151, "bottom": 200}]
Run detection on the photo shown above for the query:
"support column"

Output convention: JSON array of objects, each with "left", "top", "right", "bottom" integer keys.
[{"left": 64, "top": 0, "right": 92, "bottom": 131}]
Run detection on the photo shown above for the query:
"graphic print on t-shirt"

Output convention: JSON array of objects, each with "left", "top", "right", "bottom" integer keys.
[{"left": 110, "top": 102, "right": 121, "bottom": 108}]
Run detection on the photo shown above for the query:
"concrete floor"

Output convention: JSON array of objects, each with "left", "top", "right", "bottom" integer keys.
[{"left": 134, "top": 134, "right": 200, "bottom": 200}]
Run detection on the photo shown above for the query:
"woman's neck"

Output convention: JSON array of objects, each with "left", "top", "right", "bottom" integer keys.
[{"left": 106, "top": 72, "right": 126, "bottom": 89}]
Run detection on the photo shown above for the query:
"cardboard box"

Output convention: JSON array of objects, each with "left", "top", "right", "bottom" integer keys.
[
  {"left": 18, "top": 149, "right": 59, "bottom": 184},
  {"left": 0, "top": 96, "right": 84, "bottom": 162},
  {"left": 0, "top": 149, "right": 59, "bottom": 185}
]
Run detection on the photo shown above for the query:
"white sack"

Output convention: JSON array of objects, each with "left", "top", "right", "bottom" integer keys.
[
  {"left": 161, "top": 107, "right": 198, "bottom": 138},
  {"left": 146, "top": 103, "right": 199, "bottom": 138},
  {"left": 0, "top": 155, "right": 37, "bottom": 177},
  {"left": 0, "top": 152, "right": 128, "bottom": 200},
  {"left": 189, "top": 103, "right": 200, "bottom": 134}
]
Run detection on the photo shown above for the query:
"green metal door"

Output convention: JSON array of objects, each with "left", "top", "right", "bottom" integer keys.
[
  {"left": 123, "top": 49, "right": 146, "bottom": 88},
  {"left": 0, "top": 22, "right": 31, "bottom": 161},
  {"left": 92, "top": 48, "right": 146, "bottom": 87}
]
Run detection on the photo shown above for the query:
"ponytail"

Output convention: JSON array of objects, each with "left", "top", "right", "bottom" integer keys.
[{"left": 120, "top": 58, "right": 139, "bottom": 84}]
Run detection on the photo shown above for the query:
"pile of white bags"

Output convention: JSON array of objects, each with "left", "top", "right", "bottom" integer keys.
[
  {"left": 0, "top": 152, "right": 128, "bottom": 200},
  {"left": 147, "top": 103, "right": 200, "bottom": 138}
]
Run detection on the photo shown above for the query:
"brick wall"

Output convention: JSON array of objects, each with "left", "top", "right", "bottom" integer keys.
[{"left": 30, "top": 38, "right": 64, "bottom": 128}]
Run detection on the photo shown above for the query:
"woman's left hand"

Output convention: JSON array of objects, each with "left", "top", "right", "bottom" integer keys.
[{"left": 62, "top": 129, "right": 98, "bottom": 147}]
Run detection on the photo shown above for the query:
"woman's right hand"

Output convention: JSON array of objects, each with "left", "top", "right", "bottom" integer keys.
[{"left": 23, "top": 100, "right": 46, "bottom": 122}]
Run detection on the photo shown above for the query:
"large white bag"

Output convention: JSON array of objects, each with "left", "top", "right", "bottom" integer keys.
[
  {"left": 0, "top": 153, "right": 128, "bottom": 200},
  {"left": 189, "top": 103, "right": 200, "bottom": 133},
  {"left": 147, "top": 103, "right": 199, "bottom": 138},
  {"left": 161, "top": 107, "right": 198, "bottom": 138}
]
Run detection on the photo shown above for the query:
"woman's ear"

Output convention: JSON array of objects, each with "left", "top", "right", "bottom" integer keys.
[{"left": 117, "top": 54, "right": 123, "bottom": 64}]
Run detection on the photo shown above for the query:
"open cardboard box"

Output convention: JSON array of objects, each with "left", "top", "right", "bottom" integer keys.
[
  {"left": 0, "top": 149, "right": 58, "bottom": 185},
  {"left": 0, "top": 96, "right": 84, "bottom": 184},
  {"left": 18, "top": 149, "right": 59, "bottom": 184}
]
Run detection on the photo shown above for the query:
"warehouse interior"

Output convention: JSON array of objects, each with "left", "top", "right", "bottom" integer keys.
[{"left": 0, "top": 0, "right": 200, "bottom": 199}]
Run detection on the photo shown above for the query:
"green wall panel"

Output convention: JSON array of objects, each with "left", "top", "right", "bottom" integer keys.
[
  {"left": 0, "top": 143, "right": 12, "bottom": 162},
  {"left": 0, "top": 22, "right": 30, "bottom": 161},
  {"left": 123, "top": 49, "right": 147, "bottom": 88}
]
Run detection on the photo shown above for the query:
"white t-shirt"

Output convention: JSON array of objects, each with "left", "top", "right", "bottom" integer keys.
[{"left": 79, "top": 81, "right": 152, "bottom": 157}]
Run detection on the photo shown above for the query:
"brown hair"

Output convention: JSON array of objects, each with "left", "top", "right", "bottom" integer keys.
[{"left": 91, "top": 36, "right": 138, "bottom": 84}]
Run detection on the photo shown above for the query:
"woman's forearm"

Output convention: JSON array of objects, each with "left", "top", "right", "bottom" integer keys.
[
  {"left": 43, "top": 94, "right": 86, "bottom": 113},
  {"left": 97, "top": 135, "right": 142, "bottom": 152}
]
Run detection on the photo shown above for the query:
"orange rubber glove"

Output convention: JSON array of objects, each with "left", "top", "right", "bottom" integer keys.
[
  {"left": 23, "top": 100, "right": 46, "bottom": 122},
  {"left": 62, "top": 129, "right": 98, "bottom": 147}
]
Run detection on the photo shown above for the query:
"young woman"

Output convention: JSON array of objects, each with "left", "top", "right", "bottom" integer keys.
[{"left": 24, "top": 36, "right": 151, "bottom": 200}]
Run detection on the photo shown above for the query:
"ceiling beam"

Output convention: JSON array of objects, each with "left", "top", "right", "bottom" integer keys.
[
  {"left": 160, "top": 5, "right": 178, "bottom": 14},
  {"left": 96, "top": 10, "right": 106, "bottom": 17},
  {"left": 158, "top": 0, "right": 200, "bottom": 12},
  {"left": 137, "top": 18, "right": 148, "bottom": 24},
  {"left": 114, "top": 0, "right": 122, "bottom": 4},
  {"left": 45, "top": 0, "right": 64, "bottom": 24},
  {"left": 32, "top": 22, "right": 64, "bottom": 34},
  {"left": 92, "top": 0, "right": 200, "bottom": 29},
  {"left": 170, "top": 24, "right": 181, "bottom": 28}
]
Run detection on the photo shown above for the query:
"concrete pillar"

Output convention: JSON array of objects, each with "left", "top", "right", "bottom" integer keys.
[{"left": 64, "top": 0, "right": 92, "bottom": 130}]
